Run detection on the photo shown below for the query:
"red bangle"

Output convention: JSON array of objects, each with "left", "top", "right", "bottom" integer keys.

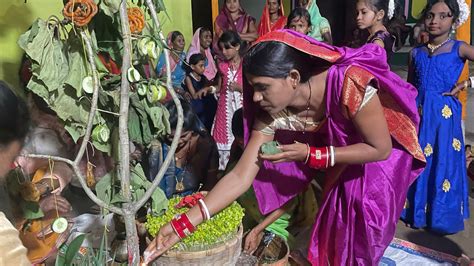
[
  {"left": 170, "top": 217, "right": 186, "bottom": 239},
  {"left": 177, "top": 213, "right": 196, "bottom": 236},
  {"left": 307, "top": 146, "right": 329, "bottom": 169}
]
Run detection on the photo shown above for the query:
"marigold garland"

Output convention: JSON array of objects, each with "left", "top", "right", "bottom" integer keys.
[
  {"left": 128, "top": 7, "right": 145, "bottom": 34},
  {"left": 62, "top": 0, "right": 98, "bottom": 27}
]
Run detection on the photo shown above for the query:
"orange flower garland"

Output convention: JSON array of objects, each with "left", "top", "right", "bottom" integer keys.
[
  {"left": 63, "top": 0, "right": 98, "bottom": 27},
  {"left": 128, "top": 7, "right": 145, "bottom": 34}
]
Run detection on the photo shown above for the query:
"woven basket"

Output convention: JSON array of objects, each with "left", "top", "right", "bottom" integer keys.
[{"left": 153, "top": 225, "right": 243, "bottom": 265}]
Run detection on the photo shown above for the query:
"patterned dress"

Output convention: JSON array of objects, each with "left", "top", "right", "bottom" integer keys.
[
  {"left": 212, "top": 61, "right": 243, "bottom": 170},
  {"left": 401, "top": 40, "right": 470, "bottom": 234}
]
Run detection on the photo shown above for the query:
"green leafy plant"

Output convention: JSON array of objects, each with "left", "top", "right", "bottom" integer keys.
[{"left": 145, "top": 195, "right": 245, "bottom": 251}]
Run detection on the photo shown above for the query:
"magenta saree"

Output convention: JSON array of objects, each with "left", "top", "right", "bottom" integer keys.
[{"left": 243, "top": 30, "right": 425, "bottom": 265}]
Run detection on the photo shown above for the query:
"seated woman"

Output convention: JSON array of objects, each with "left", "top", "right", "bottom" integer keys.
[
  {"left": 213, "top": 0, "right": 258, "bottom": 59},
  {"left": 147, "top": 99, "right": 219, "bottom": 198},
  {"left": 156, "top": 31, "right": 187, "bottom": 91},
  {"left": 258, "top": 0, "right": 287, "bottom": 36}
]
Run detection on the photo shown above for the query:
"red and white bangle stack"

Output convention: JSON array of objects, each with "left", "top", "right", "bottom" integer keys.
[
  {"left": 170, "top": 213, "right": 196, "bottom": 239},
  {"left": 306, "top": 146, "right": 336, "bottom": 169}
]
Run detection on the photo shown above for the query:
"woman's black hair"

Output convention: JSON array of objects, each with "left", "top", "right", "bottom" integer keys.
[
  {"left": 363, "top": 0, "right": 391, "bottom": 24},
  {"left": 199, "top": 27, "right": 212, "bottom": 37},
  {"left": 286, "top": 7, "right": 312, "bottom": 28},
  {"left": 362, "top": 0, "right": 408, "bottom": 50},
  {"left": 0, "top": 81, "right": 30, "bottom": 147},
  {"left": 218, "top": 30, "right": 242, "bottom": 50},
  {"left": 421, "top": 0, "right": 460, "bottom": 22},
  {"left": 170, "top": 31, "right": 184, "bottom": 43},
  {"left": 231, "top": 108, "right": 244, "bottom": 139},
  {"left": 165, "top": 99, "right": 206, "bottom": 136},
  {"left": 243, "top": 41, "right": 329, "bottom": 83}
]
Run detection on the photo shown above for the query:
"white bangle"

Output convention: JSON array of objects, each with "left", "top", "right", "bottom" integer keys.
[
  {"left": 198, "top": 199, "right": 211, "bottom": 221},
  {"left": 330, "top": 146, "right": 335, "bottom": 167},
  {"left": 469, "top": 77, "right": 474, "bottom": 88},
  {"left": 209, "top": 86, "right": 217, "bottom": 94}
]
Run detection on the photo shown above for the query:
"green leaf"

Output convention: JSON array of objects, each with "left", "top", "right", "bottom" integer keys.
[
  {"left": 64, "top": 33, "right": 88, "bottom": 98},
  {"left": 110, "top": 193, "right": 126, "bottom": 204},
  {"left": 20, "top": 201, "right": 44, "bottom": 220},
  {"left": 92, "top": 138, "right": 112, "bottom": 155},
  {"left": 128, "top": 107, "right": 143, "bottom": 144},
  {"left": 65, "top": 234, "right": 86, "bottom": 265},
  {"left": 55, "top": 253, "right": 66, "bottom": 266},
  {"left": 64, "top": 120, "right": 86, "bottom": 143},
  {"left": 150, "top": 186, "right": 167, "bottom": 214},
  {"left": 99, "top": 0, "right": 121, "bottom": 19},
  {"left": 95, "top": 172, "right": 113, "bottom": 204}
]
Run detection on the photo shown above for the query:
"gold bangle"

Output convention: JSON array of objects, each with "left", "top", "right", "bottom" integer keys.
[{"left": 304, "top": 144, "right": 310, "bottom": 164}]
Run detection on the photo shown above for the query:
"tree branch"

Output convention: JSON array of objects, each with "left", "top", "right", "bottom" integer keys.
[
  {"left": 75, "top": 30, "right": 100, "bottom": 167},
  {"left": 24, "top": 154, "right": 124, "bottom": 215},
  {"left": 118, "top": 1, "right": 139, "bottom": 264},
  {"left": 119, "top": 0, "right": 132, "bottom": 203},
  {"left": 134, "top": 0, "right": 184, "bottom": 212}
]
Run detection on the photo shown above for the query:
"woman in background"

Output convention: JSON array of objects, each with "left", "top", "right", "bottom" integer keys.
[{"left": 258, "top": 0, "right": 287, "bottom": 36}]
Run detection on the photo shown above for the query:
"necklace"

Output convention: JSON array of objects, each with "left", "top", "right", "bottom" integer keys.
[
  {"left": 303, "top": 81, "right": 313, "bottom": 133},
  {"left": 174, "top": 140, "right": 193, "bottom": 192},
  {"left": 427, "top": 38, "right": 450, "bottom": 53}
]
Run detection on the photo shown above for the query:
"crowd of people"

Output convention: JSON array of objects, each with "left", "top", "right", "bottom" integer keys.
[{"left": 1, "top": 0, "right": 473, "bottom": 265}]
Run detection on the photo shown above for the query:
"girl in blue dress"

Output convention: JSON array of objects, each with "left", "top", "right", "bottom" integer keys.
[{"left": 401, "top": 0, "right": 472, "bottom": 234}]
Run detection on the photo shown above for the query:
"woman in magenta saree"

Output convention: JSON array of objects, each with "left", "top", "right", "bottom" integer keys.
[{"left": 144, "top": 30, "right": 425, "bottom": 265}]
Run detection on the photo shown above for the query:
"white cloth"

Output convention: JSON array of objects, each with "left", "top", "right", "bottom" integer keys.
[{"left": 0, "top": 212, "right": 30, "bottom": 266}]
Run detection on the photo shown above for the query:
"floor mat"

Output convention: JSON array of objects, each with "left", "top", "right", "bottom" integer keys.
[{"left": 380, "top": 238, "right": 465, "bottom": 265}]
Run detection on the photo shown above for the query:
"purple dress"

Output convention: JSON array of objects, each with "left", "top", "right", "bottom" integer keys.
[
  {"left": 367, "top": 30, "right": 396, "bottom": 62},
  {"left": 243, "top": 30, "right": 425, "bottom": 265}
]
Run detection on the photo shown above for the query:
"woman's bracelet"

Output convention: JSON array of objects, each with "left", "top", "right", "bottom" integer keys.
[
  {"left": 330, "top": 146, "right": 335, "bottom": 167},
  {"left": 303, "top": 143, "right": 310, "bottom": 164},
  {"left": 306, "top": 146, "right": 336, "bottom": 169},
  {"left": 198, "top": 199, "right": 211, "bottom": 221},
  {"left": 209, "top": 86, "right": 217, "bottom": 94},
  {"left": 171, "top": 213, "right": 196, "bottom": 239}
]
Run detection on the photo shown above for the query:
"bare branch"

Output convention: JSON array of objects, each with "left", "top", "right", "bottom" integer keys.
[
  {"left": 75, "top": 30, "right": 100, "bottom": 166},
  {"left": 133, "top": 0, "right": 184, "bottom": 212},
  {"left": 25, "top": 154, "right": 124, "bottom": 215},
  {"left": 118, "top": 0, "right": 132, "bottom": 202},
  {"left": 118, "top": 1, "right": 139, "bottom": 264}
]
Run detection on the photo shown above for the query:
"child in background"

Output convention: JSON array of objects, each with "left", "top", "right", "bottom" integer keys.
[
  {"left": 401, "top": 0, "right": 473, "bottom": 234},
  {"left": 182, "top": 53, "right": 217, "bottom": 132},
  {"left": 197, "top": 30, "right": 244, "bottom": 170},
  {"left": 297, "top": 0, "right": 332, "bottom": 44},
  {"left": 286, "top": 7, "right": 312, "bottom": 36},
  {"left": 355, "top": 0, "right": 396, "bottom": 61}
]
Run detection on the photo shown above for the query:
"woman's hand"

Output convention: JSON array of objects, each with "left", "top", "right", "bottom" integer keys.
[
  {"left": 259, "top": 142, "right": 308, "bottom": 163},
  {"left": 39, "top": 194, "right": 71, "bottom": 214},
  {"left": 143, "top": 223, "right": 180, "bottom": 264},
  {"left": 443, "top": 81, "right": 468, "bottom": 96},
  {"left": 244, "top": 227, "right": 263, "bottom": 255}
]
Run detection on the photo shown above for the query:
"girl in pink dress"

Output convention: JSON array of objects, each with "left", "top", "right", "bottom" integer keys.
[{"left": 197, "top": 31, "right": 243, "bottom": 170}]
